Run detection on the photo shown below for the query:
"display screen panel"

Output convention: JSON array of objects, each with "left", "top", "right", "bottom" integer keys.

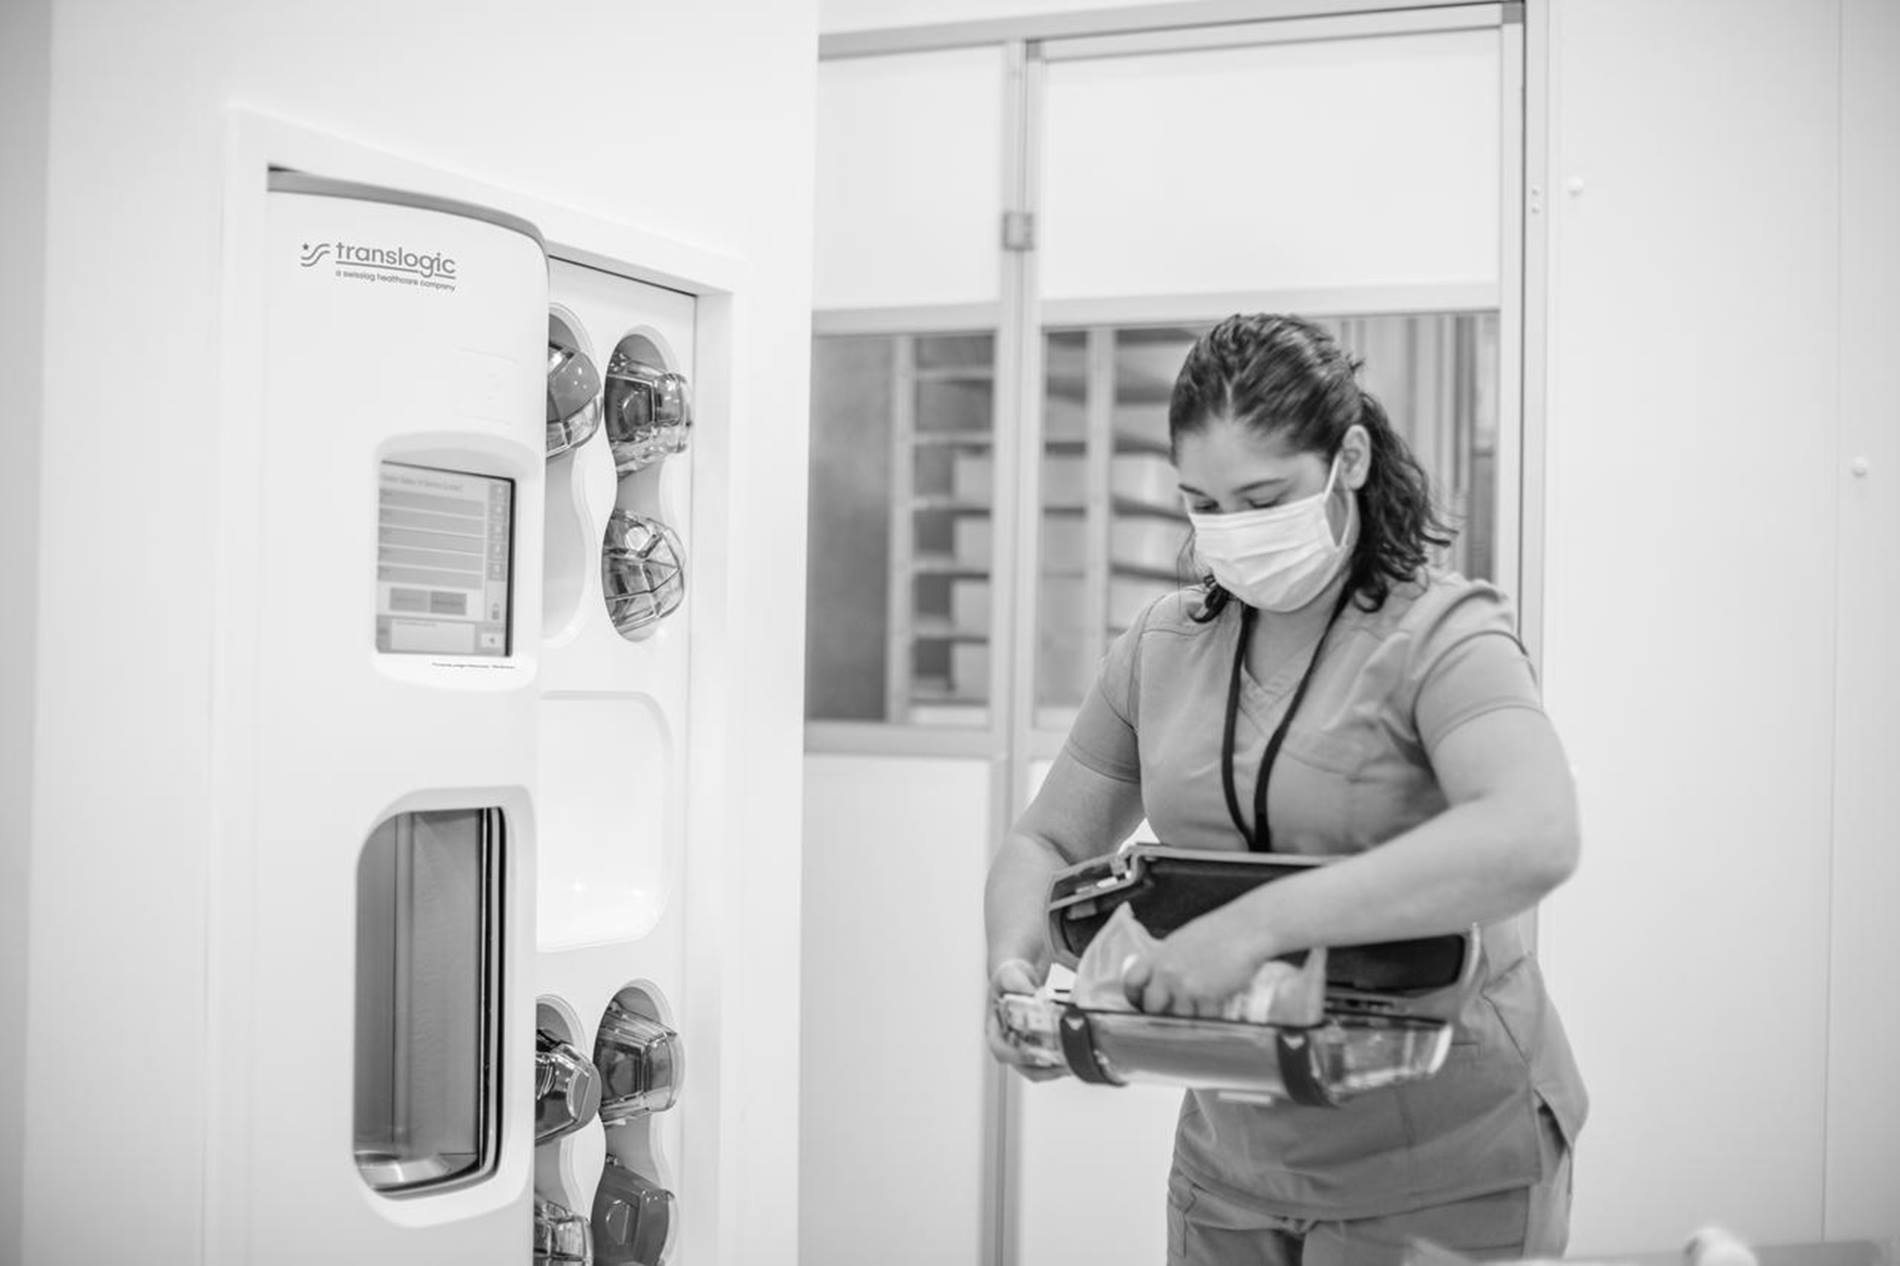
[{"left": 375, "top": 462, "right": 513, "bottom": 657}]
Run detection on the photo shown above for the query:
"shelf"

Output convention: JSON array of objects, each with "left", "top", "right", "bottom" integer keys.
[
  {"left": 1115, "top": 337, "right": 1198, "bottom": 399},
  {"left": 909, "top": 618, "right": 987, "bottom": 644},
  {"left": 1112, "top": 433, "right": 1171, "bottom": 458},
  {"left": 911, "top": 496, "right": 991, "bottom": 515},
  {"left": 909, "top": 681, "right": 986, "bottom": 705},
  {"left": 908, "top": 554, "right": 988, "bottom": 578},
  {"left": 1112, "top": 495, "right": 1189, "bottom": 522},
  {"left": 1113, "top": 384, "right": 1174, "bottom": 409},
  {"left": 1110, "top": 561, "right": 1185, "bottom": 584},
  {"left": 912, "top": 430, "right": 995, "bottom": 449},
  {"left": 912, "top": 365, "right": 995, "bottom": 385}
]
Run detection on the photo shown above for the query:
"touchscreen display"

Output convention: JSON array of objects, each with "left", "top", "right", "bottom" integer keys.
[{"left": 375, "top": 462, "right": 513, "bottom": 657}]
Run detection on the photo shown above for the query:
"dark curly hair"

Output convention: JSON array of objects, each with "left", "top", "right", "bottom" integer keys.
[{"left": 1169, "top": 313, "right": 1453, "bottom": 618}]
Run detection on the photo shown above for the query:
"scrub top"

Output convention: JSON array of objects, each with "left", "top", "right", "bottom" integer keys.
[{"left": 1062, "top": 571, "right": 1589, "bottom": 1221}]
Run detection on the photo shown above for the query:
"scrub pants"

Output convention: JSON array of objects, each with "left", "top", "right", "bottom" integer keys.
[{"left": 1164, "top": 1107, "right": 1572, "bottom": 1266}]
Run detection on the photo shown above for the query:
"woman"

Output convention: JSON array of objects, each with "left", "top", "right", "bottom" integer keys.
[{"left": 984, "top": 314, "right": 1588, "bottom": 1265}]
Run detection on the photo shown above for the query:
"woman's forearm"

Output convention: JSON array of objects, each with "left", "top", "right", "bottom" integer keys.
[
  {"left": 985, "top": 832, "right": 1068, "bottom": 975},
  {"left": 1223, "top": 792, "right": 1579, "bottom": 964}
]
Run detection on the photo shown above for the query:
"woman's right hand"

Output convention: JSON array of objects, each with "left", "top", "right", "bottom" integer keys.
[{"left": 985, "top": 959, "right": 1066, "bottom": 1082}]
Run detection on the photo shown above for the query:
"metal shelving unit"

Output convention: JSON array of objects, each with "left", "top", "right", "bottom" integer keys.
[
  {"left": 1034, "top": 327, "right": 1196, "bottom": 725},
  {"left": 883, "top": 332, "right": 999, "bottom": 726}
]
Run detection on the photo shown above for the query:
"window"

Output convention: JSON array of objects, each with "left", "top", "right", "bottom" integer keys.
[
  {"left": 806, "top": 332, "right": 999, "bottom": 725},
  {"left": 353, "top": 808, "right": 504, "bottom": 1194}
]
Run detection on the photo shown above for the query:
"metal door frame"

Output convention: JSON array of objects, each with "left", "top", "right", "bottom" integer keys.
[{"left": 810, "top": 7, "right": 1545, "bottom": 1263}]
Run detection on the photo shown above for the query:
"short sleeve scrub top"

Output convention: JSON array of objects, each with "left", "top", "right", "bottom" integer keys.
[{"left": 1062, "top": 572, "right": 1589, "bottom": 1220}]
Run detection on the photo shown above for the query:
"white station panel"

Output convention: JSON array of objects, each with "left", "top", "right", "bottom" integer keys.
[
  {"left": 241, "top": 175, "right": 546, "bottom": 1260},
  {"left": 536, "top": 262, "right": 698, "bottom": 957},
  {"left": 815, "top": 47, "right": 1007, "bottom": 310},
  {"left": 531, "top": 259, "right": 700, "bottom": 1263},
  {"left": 1039, "top": 29, "right": 1502, "bottom": 301}
]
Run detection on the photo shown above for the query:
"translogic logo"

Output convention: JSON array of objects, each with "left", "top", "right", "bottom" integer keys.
[{"left": 300, "top": 239, "right": 458, "bottom": 292}]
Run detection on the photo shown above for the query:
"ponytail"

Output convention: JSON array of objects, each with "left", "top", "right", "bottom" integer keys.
[{"left": 1345, "top": 391, "right": 1452, "bottom": 612}]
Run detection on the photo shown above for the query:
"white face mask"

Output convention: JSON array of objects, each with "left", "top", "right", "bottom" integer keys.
[{"left": 1187, "top": 455, "right": 1358, "bottom": 613}]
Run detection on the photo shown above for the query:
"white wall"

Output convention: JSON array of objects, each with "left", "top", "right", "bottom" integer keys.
[
  {"left": 823, "top": 0, "right": 1214, "bottom": 32},
  {"left": 1037, "top": 27, "right": 1501, "bottom": 301},
  {"left": 815, "top": 47, "right": 1007, "bottom": 309},
  {"left": 0, "top": 2, "right": 52, "bottom": 1260},
  {"left": 1539, "top": 0, "right": 1896, "bottom": 1256},
  {"left": 801, "top": 754, "right": 995, "bottom": 1266},
  {"left": 17, "top": 2, "right": 816, "bottom": 1263},
  {"left": 1826, "top": 0, "right": 1900, "bottom": 1243}
]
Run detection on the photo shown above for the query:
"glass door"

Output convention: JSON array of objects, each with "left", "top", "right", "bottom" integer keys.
[{"left": 805, "top": 12, "right": 1527, "bottom": 1266}]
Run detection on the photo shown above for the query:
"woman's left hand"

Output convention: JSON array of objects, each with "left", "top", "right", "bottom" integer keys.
[{"left": 1121, "top": 907, "right": 1274, "bottom": 1017}]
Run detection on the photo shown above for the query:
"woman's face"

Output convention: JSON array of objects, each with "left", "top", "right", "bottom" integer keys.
[{"left": 1174, "top": 416, "right": 1370, "bottom": 534}]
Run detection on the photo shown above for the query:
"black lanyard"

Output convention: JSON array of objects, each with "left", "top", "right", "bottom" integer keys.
[{"left": 1220, "top": 585, "right": 1354, "bottom": 852}]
